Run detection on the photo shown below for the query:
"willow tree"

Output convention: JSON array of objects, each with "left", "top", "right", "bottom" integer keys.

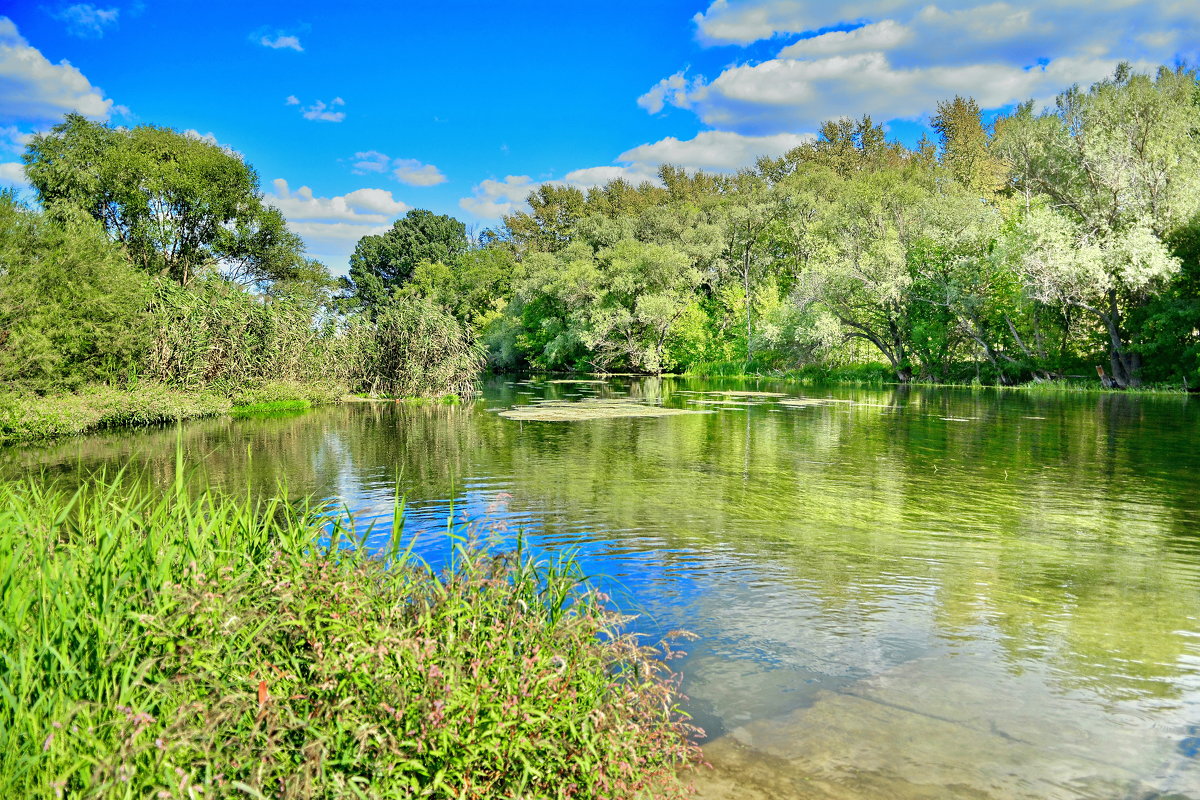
[{"left": 994, "top": 65, "right": 1200, "bottom": 386}]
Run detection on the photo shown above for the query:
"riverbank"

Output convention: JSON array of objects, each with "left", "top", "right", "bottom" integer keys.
[
  {"left": 680, "top": 360, "right": 1194, "bottom": 395},
  {"left": 0, "top": 381, "right": 345, "bottom": 445},
  {"left": 0, "top": 475, "right": 701, "bottom": 798}
]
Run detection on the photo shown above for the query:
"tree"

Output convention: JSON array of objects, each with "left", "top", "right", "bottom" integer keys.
[
  {"left": 346, "top": 209, "right": 468, "bottom": 310},
  {"left": 931, "top": 96, "right": 1006, "bottom": 196},
  {"left": 23, "top": 115, "right": 307, "bottom": 286},
  {"left": 993, "top": 65, "right": 1200, "bottom": 385}
]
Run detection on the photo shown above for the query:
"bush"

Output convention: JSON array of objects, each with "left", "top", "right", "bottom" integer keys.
[
  {"left": 0, "top": 197, "right": 153, "bottom": 392},
  {"left": 0, "top": 477, "right": 701, "bottom": 798}
]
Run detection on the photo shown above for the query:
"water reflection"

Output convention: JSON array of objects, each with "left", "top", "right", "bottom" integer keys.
[{"left": 4, "top": 378, "right": 1199, "bottom": 798}]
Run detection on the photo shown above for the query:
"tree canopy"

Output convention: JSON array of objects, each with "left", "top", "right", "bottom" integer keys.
[
  {"left": 345, "top": 209, "right": 469, "bottom": 310},
  {"left": 23, "top": 114, "right": 314, "bottom": 288}
]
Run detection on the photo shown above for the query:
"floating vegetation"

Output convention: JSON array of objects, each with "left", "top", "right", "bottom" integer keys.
[
  {"left": 499, "top": 399, "right": 709, "bottom": 421},
  {"left": 688, "top": 400, "right": 760, "bottom": 406},
  {"left": 778, "top": 398, "right": 839, "bottom": 408},
  {"left": 703, "top": 391, "right": 788, "bottom": 398},
  {"left": 548, "top": 379, "right": 609, "bottom": 384}
]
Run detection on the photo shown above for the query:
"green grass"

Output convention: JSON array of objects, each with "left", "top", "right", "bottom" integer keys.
[
  {"left": 0, "top": 381, "right": 345, "bottom": 445},
  {"left": 0, "top": 470, "right": 701, "bottom": 798}
]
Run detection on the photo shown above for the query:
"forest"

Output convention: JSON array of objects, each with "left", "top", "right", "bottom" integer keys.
[{"left": 1, "top": 62, "right": 1198, "bottom": 434}]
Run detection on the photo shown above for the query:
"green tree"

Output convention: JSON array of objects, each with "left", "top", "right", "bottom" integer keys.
[
  {"left": 994, "top": 65, "right": 1200, "bottom": 386},
  {"left": 23, "top": 115, "right": 307, "bottom": 287},
  {"left": 931, "top": 96, "right": 1006, "bottom": 196},
  {"left": 346, "top": 209, "right": 468, "bottom": 310}
]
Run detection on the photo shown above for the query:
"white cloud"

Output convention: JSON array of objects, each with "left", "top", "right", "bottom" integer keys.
[
  {"left": 637, "top": 72, "right": 698, "bottom": 114},
  {"left": 617, "top": 130, "right": 812, "bottom": 171},
  {"left": 267, "top": 178, "right": 407, "bottom": 222},
  {"left": 391, "top": 158, "right": 446, "bottom": 187},
  {"left": 0, "top": 16, "right": 114, "bottom": 122},
  {"left": 777, "top": 20, "right": 913, "bottom": 58},
  {"left": 0, "top": 125, "right": 33, "bottom": 155},
  {"left": 350, "top": 151, "right": 446, "bottom": 186},
  {"left": 351, "top": 150, "right": 389, "bottom": 173},
  {"left": 0, "top": 161, "right": 28, "bottom": 187},
  {"left": 647, "top": 0, "right": 1199, "bottom": 134},
  {"left": 260, "top": 34, "right": 302, "bottom": 51},
  {"left": 297, "top": 97, "right": 345, "bottom": 122},
  {"left": 266, "top": 178, "right": 410, "bottom": 273},
  {"left": 459, "top": 175, "right": 538, "bottom": 219},
  {"left": 284, "top": 95, "right": 299, "bottom": 105},
  {"left": 50, "top": 4, "right": 119, "bottom": 39}
]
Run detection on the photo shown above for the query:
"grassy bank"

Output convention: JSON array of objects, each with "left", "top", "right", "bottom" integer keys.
[
  {"left": 682, "top": 360, "right": 1192, "bottom": 394},
  {"left": 0, "top": 381, "right": 345, "bottom": 445},
  {"left": 0, "top": 474, "right": 701, "bottom": 798}
]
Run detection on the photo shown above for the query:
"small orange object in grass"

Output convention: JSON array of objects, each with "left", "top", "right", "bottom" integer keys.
[{"left": 257, "top": 680, "right": 268, "bottom": 710}]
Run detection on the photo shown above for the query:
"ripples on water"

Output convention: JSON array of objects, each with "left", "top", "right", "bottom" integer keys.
[{"left": 4, "top": 376, "right": 1199, "bottom": 799}]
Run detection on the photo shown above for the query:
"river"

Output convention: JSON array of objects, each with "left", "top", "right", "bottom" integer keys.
[{"left": 4, "top": 376, "right": 1199, "bottom": 799}]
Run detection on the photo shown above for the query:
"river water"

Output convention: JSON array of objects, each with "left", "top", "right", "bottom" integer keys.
[{"left": 5, "top": 376, "right": 1199, "bottom": 799}]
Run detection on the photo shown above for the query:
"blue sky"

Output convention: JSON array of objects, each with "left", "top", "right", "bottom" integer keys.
[{"left": 2, "top": 1, "right": 1197, "bottom": 272}]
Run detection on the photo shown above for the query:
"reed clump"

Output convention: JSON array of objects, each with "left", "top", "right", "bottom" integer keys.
[{"left": 0, "top": 475, "right": 701, "bottom": 798}]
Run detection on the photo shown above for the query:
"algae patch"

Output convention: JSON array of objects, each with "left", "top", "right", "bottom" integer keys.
[{"left": 499, "top": 398, "right": 709, "bottom": 421}]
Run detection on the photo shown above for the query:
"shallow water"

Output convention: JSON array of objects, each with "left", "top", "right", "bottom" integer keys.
[{"left": 5, "top": 376, "right": 1200, "bottom": 798}]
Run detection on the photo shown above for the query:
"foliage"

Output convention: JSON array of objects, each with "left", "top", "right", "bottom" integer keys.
[
  {"left": 143, "top": 277, "right": 345, "bottom": 391},
  {"left": 0, "top": 384, "right": 230, "bottom": 443},
  {"left": 0, "top": 196, "right": 152, "bottom": 392},
  {"left": 347, "top": 294, "right": 486, "bottom": 397},
  {"left": 23, "top": 115, "right": 312, "bottom": 287},
  {"left": 462, "top": 64, "right": 1199, "bottom": 388},
  {"left": 0, "top": 476, "right": 702, "bottom": 798},
  {"left": 346, "top": 209, "right": 469, "bottom": 310}
]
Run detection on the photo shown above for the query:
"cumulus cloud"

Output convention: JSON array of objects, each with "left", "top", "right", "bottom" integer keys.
[
  {"left": 459, "top": 175, "right": 538, "bottom": 219},
  {"left": 776, "top": 20, "right": 912, "bottom": 58},
  {"left": 390, "top": 158, "right": 446, "bottom": 187},
  {"left": 260, "top": 34, "right": 303, "bottom": 51},
  {"left": 617, "top": 130, "right": 812, "bottom": 170},
  {"left": 295, "top": 97, "right": 345, "bottom": 122},
  {"left": 266, "top": 178, "right": 410, "bottom": 272},
  {"left": 0, "top": 16, "right": 114, "bottom": 122},
  {"left": 350, "top": 151, "right": 446, "bottom": 186},
  {"left": 50, "top": 4, "right": 119, "bottom": 39},
  {"left": 0, "top": 161, "right": 28, "bottom": 187},
  {"left": 0, "top": 125, "right": 33, "bottom": 154},
  {"left": 267, "top": 178, "right": 407, "bottom": 222},
  {"left": 650, "top": 0, "right": 1200, "bottom": 134}
]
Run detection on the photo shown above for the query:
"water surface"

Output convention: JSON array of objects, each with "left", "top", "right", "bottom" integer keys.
[{"left": 5, "top": 377, "right": 1199, "bottom": 799}]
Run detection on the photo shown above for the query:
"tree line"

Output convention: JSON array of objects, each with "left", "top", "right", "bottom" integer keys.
[
  {"left": 346, "top": 64, "right": 1200, "bottom": 388},
  {"left": 4, "top": 63, "right": 1197, "bottom": 397},
  {"left": 0, "top": 116, "right": 481, "bottom": 401}
]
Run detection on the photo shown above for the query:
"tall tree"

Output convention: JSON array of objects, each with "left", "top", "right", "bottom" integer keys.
[
  {"left": 23, "top": 115, "right": 307, "bottom": 286},
  {"left": 994, "top": 65, "right": 1200, "bottom": 385},
  {"left": 932, "top": 96, "right": 1006, "bottom": 196},
  {"left": 346, "top": 209, "right": 468, "bottom": 310}
]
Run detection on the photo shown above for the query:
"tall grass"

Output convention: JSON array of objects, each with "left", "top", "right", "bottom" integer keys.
[{"left": 0, "top": 471, "right": 700, "bottom": 798}]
